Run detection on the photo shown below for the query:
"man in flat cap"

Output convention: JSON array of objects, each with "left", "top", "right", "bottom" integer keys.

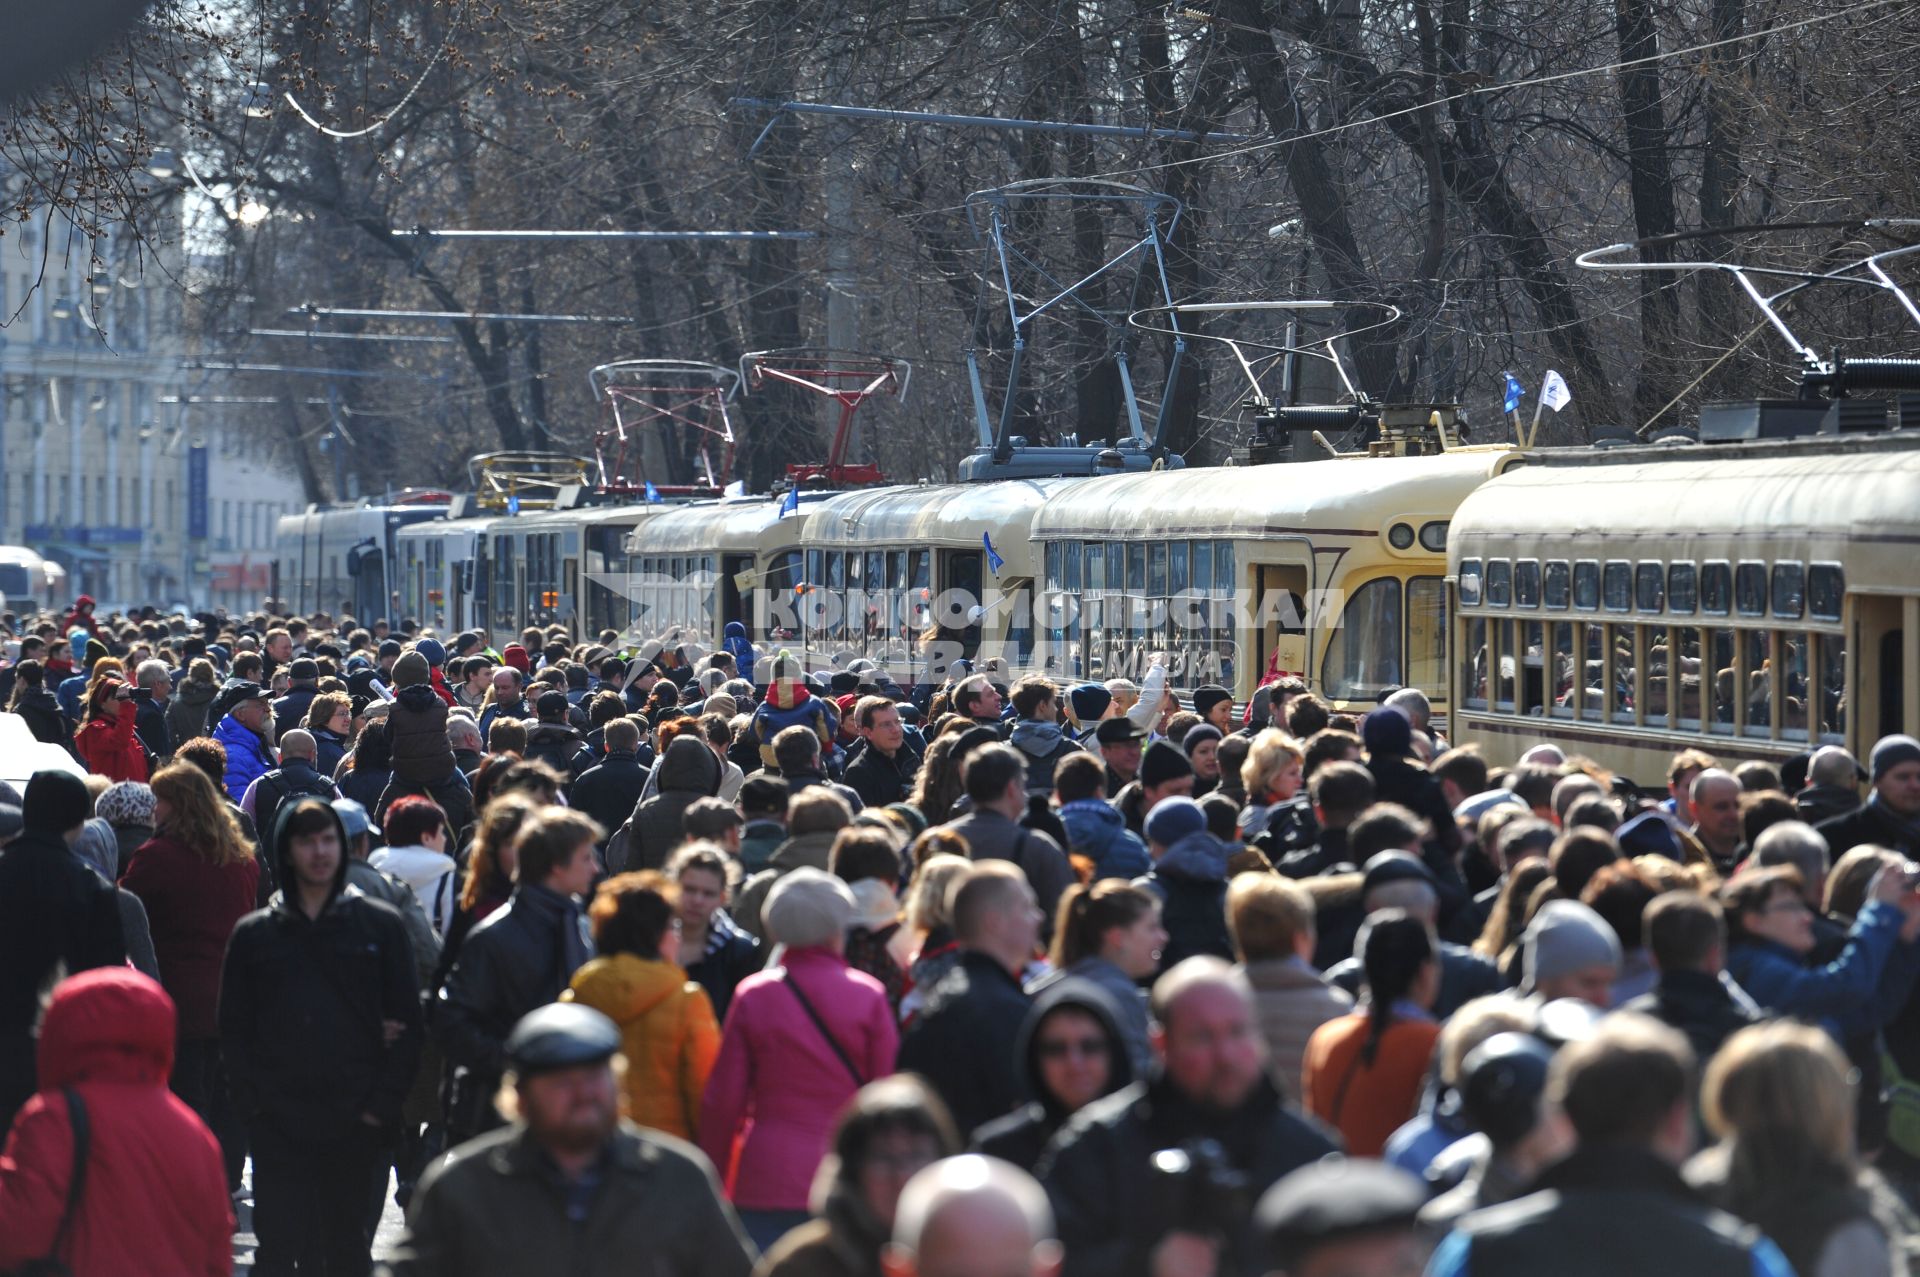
[
  {"left": 384, "top": 1003, "right": 754, "bottom": 1277},
  {"left": 1255, "top": 1158, "right": 1431, "bottom": 1277}
]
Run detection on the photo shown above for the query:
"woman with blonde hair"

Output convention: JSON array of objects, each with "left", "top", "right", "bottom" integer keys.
[
  {"left": 1688, "top": 1021, "right": 1913, "bottom": 1277},
  {"left": 1238, "top": 729, "right": 1305, "bottom": 839},
  {"left": 897, "top": 853, "right": 974, "bottom": 1024},
  {"left": 303, "top": 690, "right": 355, "bottom": 777},
  {"left": 120, "top": 761, "right": 260, "bottom": 1188}
]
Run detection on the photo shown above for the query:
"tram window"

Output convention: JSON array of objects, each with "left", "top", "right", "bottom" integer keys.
[
  {"left": 1148, "top": 543, "right": 1168, "bottom": 597},
  {"left": 1463, "top": 616, "right": 1489, "bottom": 709},
  {"left": 1045, "top": 542, "right": 1061, "bottom": 587},
  {"left": 1543, "top": 561, "right": 1569, "bottom": 610},
  {"left": 1701, "top": 562, "right": 1732, "bottom": 615},
  {"left": 1191, "top": 542, "right": 1211, "bottom": 593},
  {"left": 1735, "top": 562, "right": 1767, "bottom": 617},
  {"left": 1609, "top": 625, "right": 1636, "bottom": 725},
  {"left": 1458, "top": 559, "right": 1482, "bottom": 606},
  {"left": 1668, "top": 563, "right": 1697, "bottom": 615},
  {"left": 1493, "top": 619, "right": 1516, "bottom": 711},
  {"left": 1085, "top": 543, "right": 1104, "bottom": 591},
  {"left": 1636, "top": 563, "right": 1665, "bottom": 613},
  {"left": 1771, "top": 563, "right": 1805, "bottom": 620},
  {"left": 1214, "top": 543, "right": 1234, "bottom": 597},
  {"left": 1408, "top": 577, "right": 1447, "bottom": 691},
  {"left": 1514, "top": 560, "right": 1541, "bottom": 609},
  {"left": 1485, "top": 560, "right": 1512, "bottom": 608},
  {"left": 1705, "top": 628, "right": 1737, "bottom": 733},
  {"left": 1127, "top": 544, "right": 1146, "bottom": 593},
  {"left": 1573, "top": 561, "right": 1600, "bottom": 611},
  {"left": 1603, "top": 561, "right": 1631, "bottom": 612},
  {"left": 912, "top": 551, "right": 932, "bottom": 631},
  {"left": 1580, "top": 622, "right": 1606, "bottom": 722},
  {"left": 1644, "top": 625, "right": 1671, "bottom": 728},
  {"left": 1169, "top": 542, "right": 1188, "bottom": 596},
  {"left": 1518, "top": 621, "right": 1546, "bottom": 716},
  {"left": 1322, "top": 577, "right": 1403, "bottom": 703},
  {"left": 1816, "top": 632, "right": 1846, "bottom": 742},
  {"left": 1419, "top": 521, "right": 1448, "bottom": 552},
  {"left": 1809, "top": 563, "right": 1843, "bottom": 621},
  {"left": 1548, "top": 621, "right": 1575, "bottom": 718},
  {"left": 1742, "top": 631, "right": 1773, "bottom": 736},
  {"left": 1062, "top": 542, "right": 1081, "bottom": 592},
  {"left": 1779, "top": 632, "right": 1811, "bottom": 741},
  {"left": 1675, "top": 627, "right": 1703, "bottom": 730}
]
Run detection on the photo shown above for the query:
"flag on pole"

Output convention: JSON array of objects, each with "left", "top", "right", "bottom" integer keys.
[
  {"left": 983, "top": 532, "right": 1005, "bottom": 575},
  {"left": 506, "top": 493, "right": 520, "bottom": 515},
  {"left": 1541, "top": 369, "right": 1572, "bottom": 413},
  {"left": 1502, "top": 372, "right": 1525, "bottom": 415},
  {"left": 723, "top": 479, "right": 745, "bottom": 498},
  {"left": 780, "top": 486, "right": 800, "bottom": 516},
  {"left": 644, "top": 481, "right": 662, "bottom": 504}
]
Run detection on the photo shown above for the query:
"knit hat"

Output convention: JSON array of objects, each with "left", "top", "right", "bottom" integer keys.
[
  {"left": 502, "top": 644, "right": 530, "bottom": 674},
  {"left": 1256, "top": 1159, "right": 1428, "bottom": 1273},
  {"left": 287, "top": 658, "right": 320, "bottom": 683},
  {"left": 763, "top": 867, "right": 857, "bottom": 949},
  {"left": 1362, "top": 850, "right": 1437, "bottom": 896},
  {"left": 1139, "top": 739, "right": 1194, "bottom": 790},
  {"left": 1522, "top": 900, "right": 1622, "bottom": 992},
  {"left": 885, "top": 802, "right": 929, "bottom": 839},
  {"left": 1459, "top": 1032, "right": 1556, "bottom": 1147},
  {"left": 1191, "top": 685, "right": 1232, "bottom": 723},
  {"left": 1616, "top": 810, "right": 1680, "bottom": 860},
  {"left": 392, "top": 651, "right": 431, "bottom": 689},
  {"left": 23, "top": 770, "right": 91, "bottom": 836},
  {"left": 95, "top": 781, "right": 156, "bottom": 829},
  {"left": 829, "top": 670, "right": 861, "bottom": 695},
  {"left": 377, "top": 638, "right": 404, "bottom": 660},
  {"left": 703, "top": 693, "right": 738, "bottom": 721},
  {"left": 699, "top": 668, "right": 728, "bottom": 696},
  {"left": 83, "top": 638, "right": 110, "bottom": 668},
  {"left": 1871, "top": 734, "right": 1920, "bottom": 782},
  {"left": 414, "top": 637, "right": 447, "bottom": 669},
  {"left": 1182, "top": 724, "right": 1223, "bottom": 757},
  {"left": 1144, "top": 795, "right": 1207, "bottom": 848},
  {"left": 1361, "top": 705, "right": 1414, "bottom": 758},
  {"left": 1068, "top": 683, "right": 1111, "bottom": 724}
]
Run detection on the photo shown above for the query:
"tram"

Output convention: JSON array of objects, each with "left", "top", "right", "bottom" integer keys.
[
  {"left": 623, "top": 491, "right": 837, "bottom": 649},
  {"left": 273, "top": 490, "right": 455, "bottom": 622},
  {"left": 1447, "top": 433, "right": 1920, "bottom": 786},
  {"left": 0, "top": 546, "right": 68, "bottom": 613}
]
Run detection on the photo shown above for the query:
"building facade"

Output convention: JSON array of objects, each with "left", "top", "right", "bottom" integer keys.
[{"left": 0, "top": 209, "right": 304, "bottom": 614}]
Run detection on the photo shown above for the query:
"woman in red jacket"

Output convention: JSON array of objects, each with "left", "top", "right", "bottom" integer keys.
[
  {"left": 0, "top": 967, "right": 232, "bottom": 1276},
  {"left": 72, "top": 677, "right": 148, "bottom": 784},
  {"left": 120, "top": 762, "right": 260, "bottom": 1190}
]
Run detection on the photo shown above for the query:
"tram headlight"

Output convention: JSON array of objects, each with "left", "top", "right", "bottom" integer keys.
[{"left": 1387, "top": 522, "right": 1416, "bottom": 550}]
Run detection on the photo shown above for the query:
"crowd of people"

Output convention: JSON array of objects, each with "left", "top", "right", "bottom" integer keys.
[{"left": 4, "top": 597, "right": 1920, "bottom": 1275}]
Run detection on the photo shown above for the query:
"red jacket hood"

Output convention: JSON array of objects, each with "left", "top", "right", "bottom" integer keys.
[
  {"left": 768, "top": 679, "right": 810, "bottom": 711},
  {"left": 37, "top": 968, "right": 176, "bottom": 1089}
]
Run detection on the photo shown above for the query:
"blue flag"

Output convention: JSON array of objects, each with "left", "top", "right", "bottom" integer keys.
[
  {"left": 644, "top": 480, "right": 661, "bottom": 504},
  {"left": 983, "top": 532, "right": 1005, "bottom": 575},
  {"left": 1502, "top": 372, "right": 1525, "bottom": 415},
  {"left": 780, "top": 486, "right": 800, "bottom": 516},
  {"left": 507, "top": 493, "right": 520, "bottom": 515}
]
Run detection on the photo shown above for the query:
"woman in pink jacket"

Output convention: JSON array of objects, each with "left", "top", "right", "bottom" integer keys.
[{"left": 698, "top": 867, "right": 898, "bottom": 1254}]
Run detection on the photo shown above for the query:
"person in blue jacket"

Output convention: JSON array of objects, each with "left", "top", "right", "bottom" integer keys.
[{"left": 211, "top": 683, "right": 278, "bottom": 803}]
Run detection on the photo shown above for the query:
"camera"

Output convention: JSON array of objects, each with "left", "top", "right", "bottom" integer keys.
[{"left": 1147, "top": 1138, "right": 1252, "bottom": 1238}]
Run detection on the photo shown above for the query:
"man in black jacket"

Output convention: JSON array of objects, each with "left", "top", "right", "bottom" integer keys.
[
  {"left": 271, "top": 656, "right": 322, "bottom": 744},
  {"left": 131, "top": 657, "right": 173, "bottom": 761},
  {"left": 1426, "top": 1014, "right": 1793, "bottom": 1277},
  {"left": 1818, "top": 733, "right": 1920, "bottom": 858},
  {"left": 522, "top": 690, "right": 585, "bottom": 775},
  {"left": 243, "top": 728, "right": 342, "bottom": 839},
  {"left": 436, "top": 807, "right": 599, "bottom": 1144},
  {"left": 567, "top": 717, "right": 649, "bottom": 855},
  {"left": 220, "top": 796, "right": 422, "bottom": 1276},
  {"left": 1037, "top": 958, "right": 1340, "bottom": 1277},
  {"left": 0, "top": 770, "right": 127, "bottom": 1132},
  {"left": 897, "top": 862, "right": 1039, "bottom": 1135},
  {"left": 1622, "top": 892, "right": 1761, "bottom": 1065},
  {"left": 845, "top": 696, "right": 920, "bottom": 808},
  {"left": 1795, "top": 744, "right": 1863, "bottom": 826}
]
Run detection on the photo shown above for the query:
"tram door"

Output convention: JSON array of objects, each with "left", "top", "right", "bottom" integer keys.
[
  {"left": 1856, "top": 595, "right": 1919, "bottom": 740},
  {"left": 1257, "top": 563, "right": 1311, "bottom": 690}
]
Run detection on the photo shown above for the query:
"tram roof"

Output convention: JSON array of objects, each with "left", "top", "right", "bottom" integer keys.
[
  {"left": 633, "top": 495, "right": 809, "bottom": 555},
  {"left": 1450, "top": 435, "right": 1920, "bottom": 558},
  {"left": 1029, "top": 447, "right": 1514, "bottom": 540},
  {"left": 802, "top": 479, "right": 1070, "bottom": 547}
]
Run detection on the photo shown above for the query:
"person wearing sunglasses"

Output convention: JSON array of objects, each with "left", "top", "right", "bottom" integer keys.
[{"left": 972, "top": 978, "right": 1134, "bottom": 1173}]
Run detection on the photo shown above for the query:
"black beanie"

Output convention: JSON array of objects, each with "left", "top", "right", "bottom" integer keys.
[
  {"left": 1140, "top": 739, "right": 1195, "bottom": 790},
  {"left": 22, "top": 769, "right": 91, "bottom": 836}
]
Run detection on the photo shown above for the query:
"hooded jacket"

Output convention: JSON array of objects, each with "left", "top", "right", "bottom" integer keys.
[
  {"left": 751, "top": 679, "right": 838, "bottom": 768},
  {"left": 164, "top": 676, "right": 218, "bottom": 748},
  {"left": 973, "top": 977, "right": 1136, "bottom": 1171},
  {"left": 0, "top": 969, "right": 231, "bottom": 1275},
  {"left": 613, "top": 736, "right": 722, "bottom": 874},
  {"left": 369, "top": 842, "right": 460, "bottom": 937},
  {"left": 213, "top": 711, "right": 276, "bottom": 802},
  {"left": 721, "top": 621, "right": 757, "bottom": 686},
  {"left": 119, "top": 830, "right": 262, "bottom": 1041},
  {"left": 564, "top": 954, "right": 720, "bottom": 1141},
  {"left": 74, "top": 701, "right": 149, "bottom": 784},
  {"left": 1136, "top": 831, "right": 1235, "bottom": 968},
  {"left": 389, "top": 682, "right": 456, "bottom": 784},
  {"left": 1058, "top": 798, "right": 1151, "bottom": 881},
  {"left": 1009, "top": 719, "right": 1081, "bottom": 796},
  {"left": 733, "top": 830, "right": 840, "bottom": 939},
  {"left": 218, "top": 797, "right": 423, "bottom": 1142}
]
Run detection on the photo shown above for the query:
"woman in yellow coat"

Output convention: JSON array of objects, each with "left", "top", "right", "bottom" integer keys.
[{"left": 565, "top": 870, "right": 721, "bottom": 1140}]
